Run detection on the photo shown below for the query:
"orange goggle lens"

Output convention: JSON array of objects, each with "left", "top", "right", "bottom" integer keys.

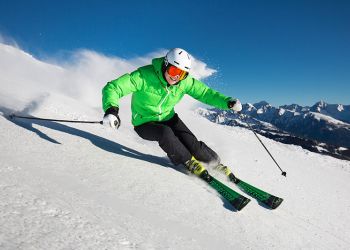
[{"left": 167, "top": 65, "right": 188, "bottom": 80}]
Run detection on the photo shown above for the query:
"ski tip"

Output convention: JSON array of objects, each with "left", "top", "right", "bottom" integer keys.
[
  {"left": 232, "top": 196, "right": 251, "bottom": 211},
  {"left": 271, "top": 197, "right": 283, "bottom": 209},
  {"left": 265, "top": 196, "right": 283, "bottom": 209}
]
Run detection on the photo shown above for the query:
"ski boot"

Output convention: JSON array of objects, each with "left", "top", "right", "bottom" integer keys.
[
  {"left": 215, "top": 164, "right": 239, "bottom": 183},
  {"left": 185, "top": 156, "right": 209, "bottom": 180}
]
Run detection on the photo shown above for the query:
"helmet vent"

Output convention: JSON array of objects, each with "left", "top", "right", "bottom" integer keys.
[{"left": 165, "top": 48, "right": 191, "bottom": 72}]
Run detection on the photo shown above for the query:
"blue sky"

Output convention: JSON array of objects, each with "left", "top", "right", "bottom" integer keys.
[{"left": 0, "top": 0, "right": 349, "bottom": 106}]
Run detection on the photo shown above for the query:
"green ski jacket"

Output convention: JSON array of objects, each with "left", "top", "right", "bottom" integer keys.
[{"left": 102, "top": 57, "right": 231, "bottom": 126}]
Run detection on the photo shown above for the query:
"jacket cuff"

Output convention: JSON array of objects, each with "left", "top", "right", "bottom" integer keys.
[
  {"left": 227, "top": 98, "right": 237, "bottom": 109},
  {"left": 104, "top": 106, "right": 119, "bottom": 117}
]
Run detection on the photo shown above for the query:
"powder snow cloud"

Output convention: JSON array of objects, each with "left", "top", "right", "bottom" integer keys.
[{"left": 0, "top": 41, "right": 217, "bottom": 112}]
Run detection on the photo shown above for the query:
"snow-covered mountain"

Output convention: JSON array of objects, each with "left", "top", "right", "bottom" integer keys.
[
  {"left": 1, "top": 43, "right": 350, "bottom": 249},
  {"left": 197, "top": 101, "right": 350, "bottom": 160},
  {"left": 310, "top": 101, "right": 350, "bottom": 123}
]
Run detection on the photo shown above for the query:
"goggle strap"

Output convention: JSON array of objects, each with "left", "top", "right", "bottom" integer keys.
[{"left": 179, "top": 71, "right": 187, "bottom": 80}]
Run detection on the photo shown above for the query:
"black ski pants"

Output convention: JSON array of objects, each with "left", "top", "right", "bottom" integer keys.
[{"left": 134, "top": 113, "right": 220, "bottom": 166}]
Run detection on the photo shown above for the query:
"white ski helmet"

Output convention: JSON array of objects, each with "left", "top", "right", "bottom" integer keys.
[{"left": 165, "top": 48, "right": 191, "bottom": 72}]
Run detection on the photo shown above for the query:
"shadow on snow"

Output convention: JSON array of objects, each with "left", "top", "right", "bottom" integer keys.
[
  {"left": 0, "top": 106, "right": 178, "bottom": 170},
  {"left": 1, "top": 105, "right": 240, "bottom": 212}
]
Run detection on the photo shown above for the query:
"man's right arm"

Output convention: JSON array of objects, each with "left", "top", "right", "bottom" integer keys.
[{"left": 102, "top": 71, "right": 143, "bottom": 112}]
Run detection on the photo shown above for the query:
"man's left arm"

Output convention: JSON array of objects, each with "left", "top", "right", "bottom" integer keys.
[{"left": 185, "top": 78, "right": 232, "bottom": 110}]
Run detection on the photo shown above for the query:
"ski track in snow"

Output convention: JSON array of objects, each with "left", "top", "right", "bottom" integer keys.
[
  {"left": 1, "top": 108, "right": 350, "bottom": 250},
  {"left": 0, "top": 113, "right": 247, "bottom": 250}
]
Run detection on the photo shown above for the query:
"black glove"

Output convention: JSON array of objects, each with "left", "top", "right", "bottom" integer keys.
[
  {"left": 227, "top": 98, "right": 242, "bottom": 112},
  {"left": 103, "top": 107, "right": 121, "bottom": 129}
]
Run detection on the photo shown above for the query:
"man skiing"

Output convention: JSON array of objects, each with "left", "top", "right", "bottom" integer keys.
[{"left": 102, "top": 48, "right": 242, "bottom": 177}]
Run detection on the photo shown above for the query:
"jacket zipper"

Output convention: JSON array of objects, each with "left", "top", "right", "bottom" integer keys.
[{"left": 158, "top": 86, "right": 170, "bottom": 121}]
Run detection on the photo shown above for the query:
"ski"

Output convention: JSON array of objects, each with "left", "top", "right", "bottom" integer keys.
[
  {"left": 199, "top": 171, "right": 250, "bottom": 211},
  {"left": 215, "top": 164, "right": 283, "bottom": 209}
]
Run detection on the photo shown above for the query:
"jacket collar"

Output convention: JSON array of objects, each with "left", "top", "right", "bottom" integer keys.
[{"left": 152, "top": 57, "right": 169, "bottom": 87}]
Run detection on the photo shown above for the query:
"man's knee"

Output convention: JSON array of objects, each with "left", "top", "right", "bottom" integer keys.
[
  {"left": 158, "top": 126, "right": 176, "bottom": 142},
  {"left": 194, "top": 141, "right": 221, "bottom": 167}
]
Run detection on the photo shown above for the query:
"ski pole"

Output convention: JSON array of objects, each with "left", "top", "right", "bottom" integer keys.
[
  {"left": 9, "top": 114, "right": 103, "bottom": 124},
  {"left": 238, "top": 113, "right": 287, "bottom": 177}
]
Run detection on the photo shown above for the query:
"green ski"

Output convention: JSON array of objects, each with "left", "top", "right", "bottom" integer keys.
[
  {"left": 216, "top": 164, "right": 283, "bottom": 209},
  {"left": 199, "top": 170, "right": 250, "bottom": 211}
]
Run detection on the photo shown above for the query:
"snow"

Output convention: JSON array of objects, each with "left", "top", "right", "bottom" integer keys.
[
  {"left": 246, "top": 103, "right": 256, "bottom": 111},
  {"left": 278, "top": 108, "right": 285, "bottom": 116},
  {"left": 311, "top": 112, "right": 348, "bottom": 126},
  {"left": 257, "top": 108, "right": 264, "bottom": 114},
  {"left": 1, "top": 43, "right": 350, "bottom": 249}
]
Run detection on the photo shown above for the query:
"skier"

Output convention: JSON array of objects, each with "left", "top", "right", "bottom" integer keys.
[{"left": 102, "top": 48, "right": 242, "bottom": 177}]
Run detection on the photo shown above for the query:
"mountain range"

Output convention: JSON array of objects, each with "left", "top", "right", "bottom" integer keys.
[{"left": 196, "top": 101, "right": 350, "bottom": 160}]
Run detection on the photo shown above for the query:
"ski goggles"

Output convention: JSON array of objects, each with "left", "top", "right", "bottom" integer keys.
[{"left": 166, "top": 64, "right": 189, "bottom": 80}]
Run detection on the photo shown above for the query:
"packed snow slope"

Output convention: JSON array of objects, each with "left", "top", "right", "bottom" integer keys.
[{"left": 1, "top": 43, "right": 350, "bottom": 249}]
